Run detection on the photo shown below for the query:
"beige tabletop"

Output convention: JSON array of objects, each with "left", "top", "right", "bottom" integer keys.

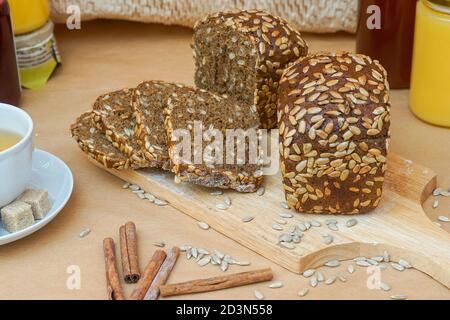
[{"left": 0, "top": 20, "right": 449, "bottom": 300}]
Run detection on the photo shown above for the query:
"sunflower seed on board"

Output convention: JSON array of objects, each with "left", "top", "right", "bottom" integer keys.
[
  {"left": 440, "top": 190, "right": 450, "bottom": 197},
  {"left": 254, "top": 290, "right": 264, "bottom": 300},
  {"left": 196, "top": 253, "right": 205, "bottom": 262},
  {"left": 223, "top": 196, "right": 232, "bottom": 206},
  {"left": 338, "top": 275, "right": 347, "bottom": 283},
  {"left": 144, "top": 193, "right": 155, "bottom": 202},
  {"left": 371, "top": 256, "right": 384, "bottom": 262},
  {"left": 354, "top": 256, "right": 368, "bottom": 262},
  {"left": 129, "top": 184, "right": 140, "bottom": 191},
  {"left": 198, "top": 256, "right": 211, "bottom": 267},
  {"left": 137, "top": 193, "right": 145, "bottom": 199},
  {"left": 153, "top": 241, "right": 165, "bottom": 248},
  {"left": 432, "top": 188, "right": 443, "bottom": 196},
  {"left": 325, "top": 276, "right": 337, "bottom": 285},
  {"left": 383, "top": 251, "right": 390, "bottom": 262},
  {"left": 347, "top": 264, "right": 355, "bottom": 274},
  {"left": 438, "top": 215, "right": 450, "bottom": 222},
  {"left": 281, "top": 202, "right": 289, "bottom": 209},
  {"left": 356, "top": 260, "right": 371, "bottom": 267},
  {"left": 216, "top": 203, "right": 229, "bottom": 210},
  {"left": 309, "top": 276, "right": 318, "bottom": 288},
  {"left": 241, "top": 216, "right": 254, "bottom": 223},
  {"left": 380, "top": 282, "right": 391, "bottom": 291},
  {"left": 328, "top": 224, "right": 339, "bottom": 231},
  {"left": 303, "top": 269, "right": 316, "bottom": 278},
  {"left": 180, "top": 244, "right": 191, "bottom": 252},
  {"left": 297, "top": 223, "right": 307, "bottom": 232},
  {"left": 191, "top": 247, "right": 198, "bottom": 259},
  {"left": 390, "top": 294, "right": 408, "bottom": 300},
  {"left": 346, "top": 218, "right": 358, "bottom": 228},
  {"left": 257, "top": 187, "right": 265, "bottom": 196},
  {"left": 154, "top": 199, "right": 168, "bottom": 206},
  {"left": 122, "top": 182, "right": 131, "bottom": 189},
  {"left": 325, "top": 219, "right": 338, "bottom": 225},
  {"left": 279, "top": 233, "right": 293, "bottom": 243},
  {"left": 324, "top": 259, "right": 341, "bottom": 267},
  {"left": 132, "top": 189, "right": 145, "bottom": 194},
  {"left": 304, "top": 221, "right": 311, "bottom": 229},
  {"left": 367, "top": 259, "right": 379, "bottom": 266},
  {"left": 310, "top": 220, "right": 321, "bottom": 227},
  {"left": 210, "top": 190, "right": 223, "bottom": 196},
  {"left": 186, "top": 249, "right": 192, "bottom": 259},
  {"left": 269, "top": 281, "right": 283, "bottom": 289},
  {"left": 398, "top": 259, "right": 412, "bottom": 269},
  {"left": 280, "top": 242, "right": 295, "bottom": 250},
  {"left": 214, "top": 250, "right": 225, "bottom": 259},
  {"left": 221, "top": 260, "right": 229, "bottom": 272},
  {"left": 197, "top": 248, "right": 209, "bottom": 255},
  {"left": 211, "top": 254, "right": 221, "bottom": 265},
  {"left": 298, "top": 288, "right": 309, "bottom": 297},
  {"left": 317, "top": 271, "right": 325, "bottom": 282},
  {"left": 322, "top": 234, "right": 334, "bottom": 245},
  {"left": 432, "top": 200, "right": 439, "bottom": 209},
  {"left": 197, "top": 221, "right": 210, "bottom": 230},
  {"left": 272, "top": 223, "right": 284, "bottom": 231},
  {"left": 79, "top": 228, "right": 91, "bottom": 238},
  {"left": 279, "top": 212, "right": 294, "bottom": 219},
  {"left": 391, "top": 263, "right": 405, "bottom": 271},
  {"left": 234, "top": 261, "right": 251, "bottom": 266},
  {"left": 275, "top": 218, "right": 287, "bottom": 225}
]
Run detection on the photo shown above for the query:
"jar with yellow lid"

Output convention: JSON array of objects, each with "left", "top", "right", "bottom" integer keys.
[
  {"left": 410, "top": 0, "right": 450, "bottom": 127},
  {"left": 8, "top": 0, "right": 49, "bottom": 35}
]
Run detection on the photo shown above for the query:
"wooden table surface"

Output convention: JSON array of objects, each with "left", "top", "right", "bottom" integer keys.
[{"left": 0, "top": 20, "right": 449, "bottom": 300}]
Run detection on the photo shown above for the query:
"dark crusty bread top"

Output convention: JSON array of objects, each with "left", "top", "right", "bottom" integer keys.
[
  {"left": 70, "top": 112, "right": 133, "bottom": 170},
  {"left": 278, "top": 52, "right": 391, "bottom": 214},
  {"left": 92, "top": 88, "right": 148, "bottom": 168},
  {"left": 194, "top": 10, "right": 308, "bottom": 129}
]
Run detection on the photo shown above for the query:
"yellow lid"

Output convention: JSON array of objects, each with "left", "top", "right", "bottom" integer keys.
[{"left": 9, "top": 0, "right": 49, "bottom": 35}]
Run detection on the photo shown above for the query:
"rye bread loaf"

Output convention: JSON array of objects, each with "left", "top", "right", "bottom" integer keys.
[
  {"left": 278, "top": 52, "right": 391, "bottom": 214},
  {"left": 133, "top": 81, "right": 185, "bottom": 170},
  {"left": 193, "top": 10, "right": 308, "bottom": 129},
  {"left": 70, "top": 112, "right": 134, "bottom": 170},
  {"left": 163, "top": 86, "right": 263, "bottom": 192},
  {"left": 92, "top": 89, "right": 148, "bottom": 168}
]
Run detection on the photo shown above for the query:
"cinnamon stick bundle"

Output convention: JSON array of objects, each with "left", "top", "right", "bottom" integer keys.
[
  {"left": 159, "top": 268, "right": 273, "bottom": 297},
  {"left": 144, "top": 246, "right": 180, "bottom": 300},
  {"left": 103, "top": 238, "right": 126, "bottom": 300},
  {"left": 119, "top": 221, "right": 140, "bottom": 283},
  {"left": 129, "top": 249, "right": 167, "bottom": 300}
]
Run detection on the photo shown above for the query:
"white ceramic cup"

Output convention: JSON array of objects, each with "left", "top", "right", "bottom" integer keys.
[{"left": 0, "top": 103, "right": 33, "bottom": 207}]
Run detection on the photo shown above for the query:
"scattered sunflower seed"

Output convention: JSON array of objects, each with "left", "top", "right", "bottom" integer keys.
[
  {"left": 297, "top": 223, "right": 307, "bottom": 232},
  {"left": 432, "top": 200, "right": 439, "bottom": 209},
  {"left": 347, "top": 264, "right": 355, "bottom": 274},
  {"left": 79, "top": 228, "right": 91, "bottom": 238},
  {"left": 122, "top": 182, "right": 131, "bottom": 189},
  {"left": 303, "top": 269, "right": 316, "bottom": 278},
  {"left": 242, "top": 216, "right": 254, "bottom": 223},
  {"left": 317, "top": 271, "right": 325, "bottom": 282},
  {"left": 275, "top": 218, "right": 287, "bottom": 225},
  {"left": 216, "top": 203, "right": 229, "bottom": 210},
  {"left": 346, "top": 218, "right": 358, "bottom": 228},
  {"left": 197, "top": 248, "right": 209, "bottom": 255},
  {"left": 214, "top": 250, "right": 225, "bottom": 259},
  {"left": 220, "top": 260, "right": 229, "bottom": 272},
  {"left": 298, "top": 288, "right": 309, "bottom": 297},
  {"left": 383, "top": 251, "right": 390, "bottom": 262},
  {"left": 210, "top": 190, "right": 223, "bottom": 196},
  {"left": 440, "top": 190, "right": 450, "bottom": 197},
  {"left": 191, "top": 247, "right": 198, "bottom": 258},
  {"left": 391, "top": 263, "right": 405, "bottom": 271},
  {"left": 197, "top": 221, "right": 210, "bottom": 230},
  {"left": 356, "top": 260, "right": 371, "bottom": 267},
  {"left": 269, "top": 281, "right": 283, "bottom": 289},
  {"left": 325, "top": 276, "right": 337, "bottom": 285},
  {"left": 137, "top": 193, "right": 145, "bottom": 199},
  {"left": 380, "top": 282, "right": 391, "bottom": 291},
  {"left": 224, "top": 196, "right": 232, "bottom": 206},
  {"left": 438, "top": 215, "right": 450, "bottom": 222},
  {"left": 234, "top": 261, "right": 251, "bottom": 266},
  {"left": 153, "top": 241, "right": 165, "bottom": 248},
  {"left": 433, "top": 188, "right": 443, "bottom": 196},
  {"left": 272, "top": 223, "right": 283, "bottom": 231},
  {"left": 367, "top": 258, "right": 379, "bottom": 266},
  {"left": 198, "top": 256, "right": 211, "bottom": 267},
  {"left": 390, "top": 294, "right": 408, "bottom": 300},
  {"left": 309, "top": 276, "right": 318, "bottom": 287},
  {"left": 281, "top": 202, "right": 289, "bottom": 209},
  {"left": 371, "top": 256, "right": 384, "bottom": 262},
  {"left": 325, "top": 219, "right": 338, "bottom": 225},
  {"left": 398, "top": 259, "right": 412, "bottom": 269},
  {"left": 254, "top": 290, "right": 264, "bottom": 300},
  {"left": 132, "top": 189, "right": 145, "bottom": 194},
  {"left": 328, "top": 224, "right": 339, "bottom": 231},
  {"left": 322, "top": 234, "right": 334, "bottom": 245},
  {"left": 256, "top": 187, "right": 265, "bottom": 196},
  {"left": 144, "top": 193, "right": 155, "bottom": 202},
  {"left": 324, "top": 259, "right": 341, "bottom": 267},
  {"left": 279, "top": 212, "right": 293, "bottom": 219},
  {"left": 310, "top": 220, "right": 322, "bottom": 227},
  {"left": 129, "top": 184, "right": 140, "bottom": 191},
  {"left": 180, "top": 244, "right": 190, "bottom": 252},
  {"left": 280, "top": 242, "right": 295, "bottom": 250},
  {"left": 154, "top": 199, "right": 168, "bottom": 206}
]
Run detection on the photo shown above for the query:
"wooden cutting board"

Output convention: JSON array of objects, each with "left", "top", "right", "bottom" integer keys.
[{"left": 94, "top": 153, "right": 450, "bottom": 288}]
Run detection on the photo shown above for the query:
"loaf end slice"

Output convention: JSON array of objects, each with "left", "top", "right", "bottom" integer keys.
[{"left": 278, "top": 52, "right": 391, "bottom": 214}]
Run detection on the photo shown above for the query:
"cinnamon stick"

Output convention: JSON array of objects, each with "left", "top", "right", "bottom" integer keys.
[
  {"left": 159, "top": 268, "right": 273, "bottom": 297},
  {"left": 129, "top": 249, "right": 167, "bottom": 300},
  {"left": 119, "top": 221, "right": 140, "bottom": 283},
  {"left": 144, "top": 246, "right": 180, "bottom": 300},
  {"left": 103, "top": 237, "right": 126, "bottom": 300}
]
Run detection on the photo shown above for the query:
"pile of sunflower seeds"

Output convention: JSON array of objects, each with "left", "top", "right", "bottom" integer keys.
[
  {"left": 122, "top": 182, "right": 168, "bottom": 206},
  {"left": 180, "top": 244, "right": 251, "bottom": 272}
]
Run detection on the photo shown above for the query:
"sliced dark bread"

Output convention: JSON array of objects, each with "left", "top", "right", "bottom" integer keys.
[
  {"left": 70, "top": 112, "right": 134, "bottom": 170},
  {"left": 92, "top": 88, "right": 148, "bottom": 168},
  {"left": 164, "top": 86, "right": 263, "bottom": 193}
]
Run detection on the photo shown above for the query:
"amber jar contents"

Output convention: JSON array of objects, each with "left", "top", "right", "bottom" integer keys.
[
  {"left": 0, "top": 0, "right": 21, "bottom": 106},
  {"left": 356, "top": 0, "right": 417, "bottom": 89}
]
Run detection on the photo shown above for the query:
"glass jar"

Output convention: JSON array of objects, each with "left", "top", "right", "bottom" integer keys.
[
  {"left": 356, "top": 0, "right": 417, "bottom": 89},
  {"left": 410, "top": 0, "right": 450, "bottom": 127},
  {"left": 9, "top": 0, "right": 49, "bottom": 35}
]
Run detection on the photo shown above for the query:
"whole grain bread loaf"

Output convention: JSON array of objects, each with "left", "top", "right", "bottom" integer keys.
[
  {"left": 133, "top": 81, "right": 186, "bottom": 170},
  {"left": 163, "top": 85, "right": 263, "bottom": 192},
  {"left": 92, "top": 89, "right": 149, "bottom": 168},
  {"left": 193, "top": 10, "right": 308, "bottom": 129},
  {"left": 278, "top": 52, "right": 391, "bottom": 214},
  {"left": 70, "top": 112, "right": 134, "bottom": 170}
]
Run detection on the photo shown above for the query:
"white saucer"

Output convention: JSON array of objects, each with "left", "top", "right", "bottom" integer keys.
[{"left": 0, "top": 149, "right": 73, "bottom": 245}]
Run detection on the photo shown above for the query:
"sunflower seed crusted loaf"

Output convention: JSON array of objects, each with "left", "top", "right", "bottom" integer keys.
[
  {"left": 193, "top": 10, "right": 308, "bottom": 129},
  {"left": 71, "top": 112, "right": 134, "bottom": 170},
  {"left": 92, "top": 89, "right": 148, "bottom": 168},
  {"left": 133, "top": 81, "right": 185, "bottom": 170},
  {"left": 278, "top": 52, "right": 391, "bottom": 214},
  {"left": 164, "top": 86, "right": 263, "bottom": 192}
]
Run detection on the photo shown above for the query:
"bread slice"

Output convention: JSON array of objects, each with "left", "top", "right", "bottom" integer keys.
[
  {"left": 92, "top": 88, "right": 148, "bottom": 168},
  {"left": 70, "top": 112, "right": 134, "bottom": 170},
  {"left": 193, "top": 10, "right": 308, "bottom": 129},
  {"left": 164, "top": 86, "right": 263, "bottom": 192},
  {"left": 133, "top": 81, "right": 185, "bottom": 170}
]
